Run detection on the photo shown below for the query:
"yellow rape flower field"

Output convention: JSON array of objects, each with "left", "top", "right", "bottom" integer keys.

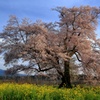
[{"left": 0, "top": 83, "right": 99, "bottom": 100}]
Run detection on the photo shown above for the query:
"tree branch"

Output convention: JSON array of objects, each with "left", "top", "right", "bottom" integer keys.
[
  {"left": 75, "top": 52, "right": 82, "bottom": 62},
  {"left": 37, "top": 61, "right": 54, "bottom": 72}
]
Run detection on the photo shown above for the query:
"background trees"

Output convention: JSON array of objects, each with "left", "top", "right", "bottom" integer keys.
[{"left": 0, "top": 6, "right": 100, "bottom": 88}]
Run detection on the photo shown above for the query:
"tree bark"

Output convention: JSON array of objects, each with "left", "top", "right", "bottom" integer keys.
[{"left": 59, "top": 61, "right": 72, "bottom": 88}]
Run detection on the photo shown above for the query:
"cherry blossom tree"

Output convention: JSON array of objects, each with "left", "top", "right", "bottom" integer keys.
[{"left": 0, "top": 6, "right": 100, "bottom": 88}]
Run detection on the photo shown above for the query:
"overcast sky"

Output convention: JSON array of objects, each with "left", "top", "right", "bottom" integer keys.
[{"left": 0, "top": 0, "right": 100, "bottom": 70}]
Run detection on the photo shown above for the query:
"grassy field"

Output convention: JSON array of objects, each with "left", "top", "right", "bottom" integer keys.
[{"left": 0, "top": 83, "right": 99, "bottom": 100}]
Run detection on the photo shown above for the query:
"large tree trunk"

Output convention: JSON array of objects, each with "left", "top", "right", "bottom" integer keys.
[{"left": 59, "top": 61, "right": 72, "bottom": 88}]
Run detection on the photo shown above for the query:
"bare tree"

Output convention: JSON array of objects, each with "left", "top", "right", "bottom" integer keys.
[{"left": 0, "top": 6, "right": 100, "bottom": 88}]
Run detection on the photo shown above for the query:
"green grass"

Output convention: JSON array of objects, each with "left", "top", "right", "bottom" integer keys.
[{"left": 0, "top": 83, "right": 99, "bottom": 100}]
